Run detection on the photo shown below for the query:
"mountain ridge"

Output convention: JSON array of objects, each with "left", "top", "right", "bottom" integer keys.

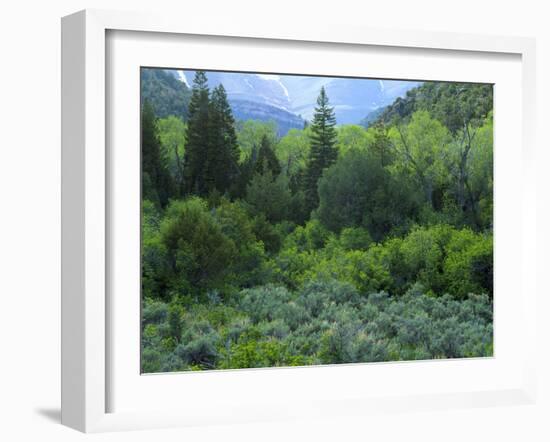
[{"left": 141, "top": 68, "right": 421, "bottom": 135}]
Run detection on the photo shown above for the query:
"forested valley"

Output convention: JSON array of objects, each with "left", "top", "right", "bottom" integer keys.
[{"left": 141, "top": 70, "right": 494, "bottom": 373}]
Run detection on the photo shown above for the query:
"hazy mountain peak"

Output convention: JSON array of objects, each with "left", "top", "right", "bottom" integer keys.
[{"left": 164, "top": 69, "right": 419, "bottom": 132}]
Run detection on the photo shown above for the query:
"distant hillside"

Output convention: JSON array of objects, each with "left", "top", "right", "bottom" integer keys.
[
  {"left": 364, "top": 81, "right": 493, "bottom": 133},
  {"left": 278, "top": 75, "right": 419, "bottom": 125},
  {"left": 140, "top": 67, "right": 425, "bottom": 135},
  {"left": 175, "top": 70, "right": 418, "bottom": 126},
  {"left": 169, "top": 70, "right": 305, "bottom": 135},
  {"left": 141, "top": 69, "right": 191, "bottom": 120},
  {"left": 359, "top": 107, "right": 385, "bottom": 128},
  {"left": 229, "top": 99, "right": 304, "bottom": 136},
  {"left": 141, "top": 68, "right": 304, "bottom": 135}
]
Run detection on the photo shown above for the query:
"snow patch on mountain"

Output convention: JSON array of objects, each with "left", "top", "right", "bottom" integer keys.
[
  {"left": 174, "top": 70, "right": 190, "bottom": 87},
  {"left": 278, "top": 81, "right": 290, "bottom": 100},
  {"left": 256, "top": 74, "right": 290, "bottom": 101}
]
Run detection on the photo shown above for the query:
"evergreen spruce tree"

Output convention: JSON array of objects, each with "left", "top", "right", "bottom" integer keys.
[
  {"left": 183, "top": 71, "right": 210, "bottom": 195},
  {"left": 304, "top": 86, "right": 338, "bottom": 214},
  {"left": 253, "top": 134, "right": 281, "bottom": 178},
  {"left": 205, "top": 84, "right": 240, "bottom": 194},
  {"left": 371, "top": 124, "right": 394, "bottom": 167},
  {"left": 232, "top": 145, "right": 258, "bottom": 198},
  {"left": 141, "top": 100, "right": 174, "bottom": 207}
]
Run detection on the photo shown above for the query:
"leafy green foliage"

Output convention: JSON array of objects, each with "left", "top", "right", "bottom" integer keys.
[
  {"left": 276, "top": 127, "right": 311, "bottom": 176},
  {"left": 236, "top": 120, "right": 278, "bottom": 160},
  {"left": 244, "top": 172, "right": 296, "bottom": 224},
  {"left": 336, "top": 124, "right": 374, "bottom": 155},
  {"left": 157, "top": 116, "right": 186, "bottom": 196},
  {"left": 160, "top": 198, "right": 238, "bottom": 295},
  {"left": 317, "top": 146, "right": 419, "bottom": 240},
  {"left": 270, "top": 223, "right": 492, "bottom": 299},
  {"left": 388, "top": 111, "right": 451, "bottom": 211},
  {"left": 212, "top": 199, "right": 267, "bottom": 287},
  {"left": 374, "top": 82, "right": 493, "bottom": 134},
  {"left": 338, "top": 227, "right": 373, "bottom": 251}
]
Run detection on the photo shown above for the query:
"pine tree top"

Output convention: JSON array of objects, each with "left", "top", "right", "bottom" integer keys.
[
  {"left": 212, "top": 83, "right": 227, "bottom": 98},
  {"left": 210, "top": 84, "right": 235, "bottom": 123},
  {"left": 254, "top": 134, "right": 281, "bottom": 177},
  {"left": 312, "top": 87, "right": 336, "bottom": 127},
  {"left": 310, "top": 86, "right": 337, "bottom": 147},
  {"left": 192, "top": 71, "right": 209, "bottom": 90}
]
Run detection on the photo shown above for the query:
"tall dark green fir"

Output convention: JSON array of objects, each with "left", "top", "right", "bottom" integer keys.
[
  {"left": 253, "top": 134, "right": 281, "bottom": 178},
  {"left": 205, "top": 84, "right": 240, "bottom": 194},
  {"left": 141, "top": 100, "right": 174, "bottom": 207},
  {"left": 183, "top": 71, "right": 210, "bottom": 195},
  {"left": 304, "top": 86, "right": 338, "bottom": 213}
]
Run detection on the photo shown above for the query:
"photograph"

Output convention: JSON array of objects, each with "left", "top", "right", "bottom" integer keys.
[{"left": 140, "top": 67, "right": 494, "bottom": 374}]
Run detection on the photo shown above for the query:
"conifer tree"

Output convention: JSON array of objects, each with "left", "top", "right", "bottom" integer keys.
[
  {"left": 253, "top": 134, "right": 281, "bottom": 178},
  {"left": 141, "top": 100, "right": 174, "bottom": 207},
  {"left": 304, "top": 86, "right": 338, "bottom": 213},
  {"left": 205, "top": 84, "right": 240, "bottom": 194},
  {"left": 183, "top": 71, "right": 210, "bottom": 195},
  {"left": 233, "top": 145, "right": 258, "bottom": 198},
  {"left": 371, "top": 124, "right": 394, "bottom": 167}
]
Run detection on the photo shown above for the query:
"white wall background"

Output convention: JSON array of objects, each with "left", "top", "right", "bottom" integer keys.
[{"left": 0, "top": 1, "right": 548, "bottom": 440}]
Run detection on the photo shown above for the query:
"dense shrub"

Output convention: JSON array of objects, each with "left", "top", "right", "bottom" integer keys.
[
  {"left": 395, "top": 224, "right": 493, "bottom": 298},
  {"left": 212, "top": 199, "right": 268, "bottom": 287},
  {"left": 284, "top": 219, "right": 332, "bottom": 252},
  {"left": 270, "top": 223, "right": 492, "bottom": 299},
  {"left": 337, "top": 227, "right": 373, "bottom": 251},
  {"left": 160, "top": 198, "right": 238, "bottom": 295},
  {"left": 142, "top": 299, "right": 168, "bottom": 325},
  {"left": 244, "top": 172, "right": 294, "bottom": 224},
  {"left": 142, "top": 200, "right": 171, "bottom": 300},
  {"left": 141, "top": 279, "right": 493, "bottom": 372},
  {"left": 317, "top": 147, "right": 420, "bottom": 240},
  {"left": 239, "top": 285, "right": 292, "bottom": 323}
]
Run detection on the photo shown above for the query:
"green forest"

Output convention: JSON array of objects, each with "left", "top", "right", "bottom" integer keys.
[{"left": 141, "top": 70, "right": 494, "bottom": 373}]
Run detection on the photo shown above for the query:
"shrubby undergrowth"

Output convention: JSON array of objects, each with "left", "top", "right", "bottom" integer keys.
[{"left": 142, "top": 280, "right": 492, "bottom": 372}]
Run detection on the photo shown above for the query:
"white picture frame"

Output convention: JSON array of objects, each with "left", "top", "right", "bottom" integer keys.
[{"left": 61, "top": 9, "right": 537, "bottom": 433}]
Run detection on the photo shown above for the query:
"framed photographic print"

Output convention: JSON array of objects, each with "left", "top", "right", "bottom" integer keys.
[{"left": 61, "top": 9, "right": 537, "bottom": 433}]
